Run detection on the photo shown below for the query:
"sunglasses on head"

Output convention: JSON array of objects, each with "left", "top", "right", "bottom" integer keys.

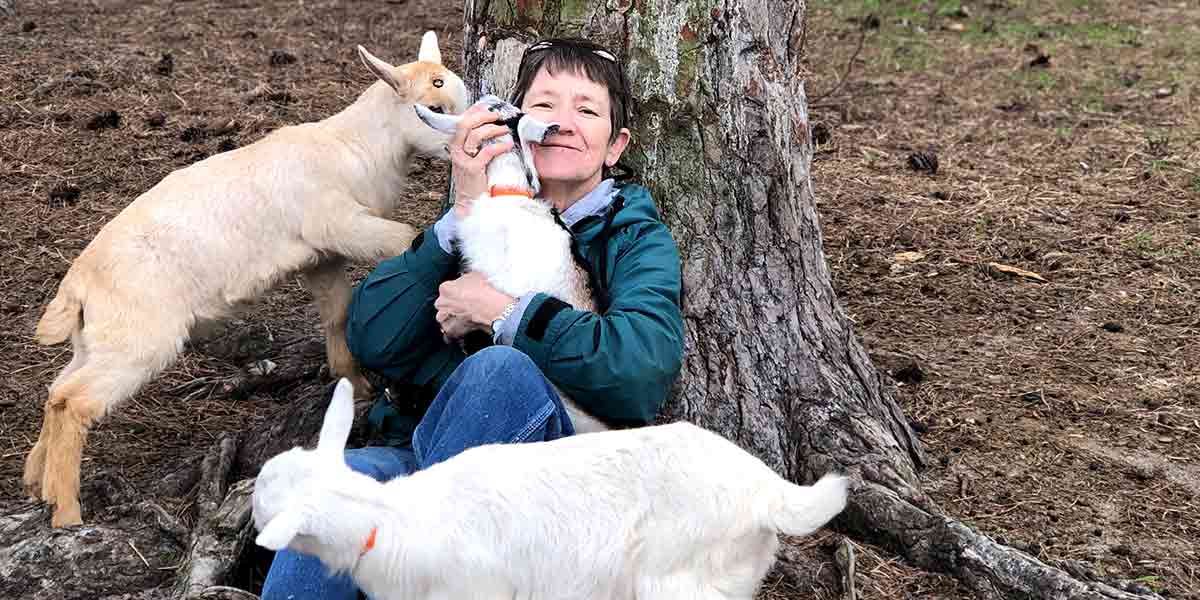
[{"left": 524, "top": 40, "right": 617, "bottom": 63}]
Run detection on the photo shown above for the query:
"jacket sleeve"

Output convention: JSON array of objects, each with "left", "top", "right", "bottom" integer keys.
[
  {"left": 345, "top": 223, "right": 462, "bottom": 387},
  {"left": 509, "top": 222, "right": 685, "bottom": 425}
]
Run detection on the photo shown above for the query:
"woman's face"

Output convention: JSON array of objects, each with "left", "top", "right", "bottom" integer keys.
[{"left": 520, "top": 66, "right": 630, "bottom": 197}]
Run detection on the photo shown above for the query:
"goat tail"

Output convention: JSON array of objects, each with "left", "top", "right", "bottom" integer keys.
[
  {"left": 767, "top": 472, "right": 850, "bottom": 537},
  {"left": 35, "top": 278, "right": 83, "bottom": 345}
]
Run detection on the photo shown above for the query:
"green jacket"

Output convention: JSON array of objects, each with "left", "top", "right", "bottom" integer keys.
[{"left": 345, "top": 182, "right": 685, "bottom": 445}]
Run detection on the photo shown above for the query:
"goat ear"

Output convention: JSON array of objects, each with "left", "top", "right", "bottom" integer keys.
[
  {"left": 517, "top": 116, "right": 560, "bottom": 197},
  {"left": 418, "top": 30, "right": 442, "bottom": 64},
  {"left": 357, "top": 45, "right": 410, "bottom": 96},
  {"left": 255, "top": 509, "right": 306, "bottom": 551},
  {"left": 413, "top": 103, "right": 463, "bottom": 134},
  {"left": 316, "top": 378, "right": 355, "bottom": 459}
]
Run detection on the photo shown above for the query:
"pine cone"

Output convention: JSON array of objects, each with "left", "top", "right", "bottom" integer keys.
[{"left": 907, "top": 151, "right": 939, "bottom": 175}]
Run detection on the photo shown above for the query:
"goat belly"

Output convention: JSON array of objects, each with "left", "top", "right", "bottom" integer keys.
[{"left": 458, "top": 199, "right": 580, "bottom": 304}]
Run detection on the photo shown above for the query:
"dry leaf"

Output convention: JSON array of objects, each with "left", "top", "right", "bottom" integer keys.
[
  {"left": 894, "top": 251, "right": 926, "bottom": 263},
  {"left": 986, "top": 262, "right": 1047, "bottom": 283}
]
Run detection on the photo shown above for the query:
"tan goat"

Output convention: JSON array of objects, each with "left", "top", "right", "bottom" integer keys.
[{"left": 24, "top": 32, "right": 468, "bottom": 527}]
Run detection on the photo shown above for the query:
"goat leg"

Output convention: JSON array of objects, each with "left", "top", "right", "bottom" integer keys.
[
  {"left": 300, "top": 257, "right": 372, "bottom": 400},
  {"left": 315, "top": 212, "right": 422, "bottom": 264}
]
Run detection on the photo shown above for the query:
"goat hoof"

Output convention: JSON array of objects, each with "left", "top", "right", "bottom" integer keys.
[
  {"left": 22, "top": 462, "right": 44, "bottom": 500},
  {"left": 51, "top": 505, "right": 83, "bottom": 528},
  {"left": 21, "top": 475, "right": 42, "bottom": 501}
]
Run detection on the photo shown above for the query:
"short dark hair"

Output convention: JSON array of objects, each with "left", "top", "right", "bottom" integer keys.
[{"left": 511, "top": 38, "right": 631, "bottom": 144}]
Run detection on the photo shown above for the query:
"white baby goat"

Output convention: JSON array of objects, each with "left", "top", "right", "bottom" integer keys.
[
  {"left": 253, "top": 378, "right": 850, "bottom": 600},
  {"left": 413, "top": 96, "right": 610, "bottom": 433},
  {"left": 24, "top": 32, "right": 469, "bottom": 528}
]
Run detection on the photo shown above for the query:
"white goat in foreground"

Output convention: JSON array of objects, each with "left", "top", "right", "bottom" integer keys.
[
  {"left": 413, "top": 97, "right": 609, "bottom": 433},
  {"left": 253, "top": 378, "right": 850, "bottom": 600},
  {"left": 24, "top": 32, "right": 469, "bottom": 528}
]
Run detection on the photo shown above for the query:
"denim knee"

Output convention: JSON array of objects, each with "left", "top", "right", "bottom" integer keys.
[
  {"left": 413, "top": 345, "right": 572, "bottom": 468},
  {"left": 459, "top": 345, "right": 539, "bottom": 378},
  {"left": 342, "top": 447, "right": 417, "bottom": 482}
]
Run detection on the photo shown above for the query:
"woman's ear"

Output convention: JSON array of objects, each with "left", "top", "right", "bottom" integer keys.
[{"left": 605, "top": 127, "right": 632, "bottom": 167}]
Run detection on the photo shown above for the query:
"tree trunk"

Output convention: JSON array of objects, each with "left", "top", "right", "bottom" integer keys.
[{"left": 462, "top": 1, "right": 1161, "bottom": 599}]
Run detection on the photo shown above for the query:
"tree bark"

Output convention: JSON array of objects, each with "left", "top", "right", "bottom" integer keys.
[
  {"left": 174, "top": 436, "right": 253, "bottom": 599},
  {"left": 0, "top": 473, "right": 188, "bottom": 599},
  {"left": 461, "top": 1, "right": 1161, "bottom": 599}
]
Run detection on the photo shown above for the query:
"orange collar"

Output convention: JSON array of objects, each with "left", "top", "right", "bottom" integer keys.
[
  {"left": 359, "top": 526, "right": 378, "bottom": 557},
  {"left": 489, "top": 185, "right": 534, "bottom": 198}
]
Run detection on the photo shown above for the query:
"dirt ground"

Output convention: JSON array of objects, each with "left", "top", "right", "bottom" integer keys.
[
  {"left": 1, "top": 0, "right": 1197, "bottom": 599},
  {"left": 803, "top": 0, "right": 1199, "bottom": 598}
]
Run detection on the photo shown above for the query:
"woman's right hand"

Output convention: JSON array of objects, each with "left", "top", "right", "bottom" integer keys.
[{"left": 449, "top": 104, "right": 515, "bottom": 221}]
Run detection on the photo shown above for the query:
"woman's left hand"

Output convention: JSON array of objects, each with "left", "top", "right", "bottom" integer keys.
[{"left": 434, "top": 272, "right": 514, "bottom": 342}]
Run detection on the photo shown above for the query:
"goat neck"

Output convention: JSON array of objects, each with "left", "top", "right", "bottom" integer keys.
[
  {"left": 485, "top": 150, "right": 536, "bottom": 199},
  {"left": 317, "top": 81, "right": 417, "bottom": 207},
  {"left": 474, "top": 98, "right": 559, "bottom": 199}
]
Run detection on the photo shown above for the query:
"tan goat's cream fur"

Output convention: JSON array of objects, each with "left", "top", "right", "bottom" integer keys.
[{"left": 24, "top": 32, "right": 468, "bottom": 527}]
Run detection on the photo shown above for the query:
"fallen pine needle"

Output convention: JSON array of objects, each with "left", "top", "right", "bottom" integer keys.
[{"left": 128, "top": 540, "right": 150, "bottom": 568}]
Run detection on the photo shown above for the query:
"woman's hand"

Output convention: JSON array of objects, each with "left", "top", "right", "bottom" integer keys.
[
  {"left": 449, "top": 105, "right": 515, "bottom": 220},
  {"left": 434, "top": 272, "right": 515, "bottom": 342}
]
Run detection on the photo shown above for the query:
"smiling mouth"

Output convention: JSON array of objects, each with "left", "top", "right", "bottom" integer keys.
[{"left": 539, "top": 144, "right": 580, "bottom": 151}]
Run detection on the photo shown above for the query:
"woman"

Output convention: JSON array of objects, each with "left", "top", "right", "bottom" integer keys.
[{"left": 260, "top": 37, "right": 685, "bottom": 599}]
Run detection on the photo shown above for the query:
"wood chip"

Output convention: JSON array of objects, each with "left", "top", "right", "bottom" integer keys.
[{"left": 986, "top": 262, "right": 1047, "bottom": 283}]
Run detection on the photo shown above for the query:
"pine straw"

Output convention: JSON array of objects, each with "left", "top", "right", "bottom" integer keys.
[{"left": 804, "top": 0, "right": 1199, "bottom": 597}]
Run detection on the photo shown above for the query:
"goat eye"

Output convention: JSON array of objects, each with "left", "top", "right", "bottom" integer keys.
[{"left": 433, "top": 78, "right": 444, "bottom": 88}]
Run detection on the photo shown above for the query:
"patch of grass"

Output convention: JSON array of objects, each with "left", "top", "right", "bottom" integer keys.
[
  {"left": 1133, "top": 575, "right": 1165, "bottom": 592},
  {"left": 960, "top": 15, "right": 1140, "bottom": 49},
  {"left": 1060, "top": 22, "right": 1142, "bottom": 48},
  {"left": 1010, "top": 68, "right": 1058, "bottom": 91},
  {"left": 887, "top": 41, "right": 935, "bottom": 71},
  {"left": 1126, "top": 230, "right": 1156, "bottom": 257},
  {"left": 812, "top": 0, "right": 951, "bottom": 27},
  {"left": 1190, "top": 175, "right": 1200, "bottom": 196},
  {"left": 933, "top": 0, "right": 964, "bottom": 17}
]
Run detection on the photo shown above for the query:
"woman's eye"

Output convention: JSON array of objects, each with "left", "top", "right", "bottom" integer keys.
[
  {"left": 532, "top": 102, "right": 552, "bottom": 109},
  {"left": 579, "top": 107, "right": 599, "bottom": 116}
]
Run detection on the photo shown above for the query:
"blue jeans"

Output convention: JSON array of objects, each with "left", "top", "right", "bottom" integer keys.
[{"left": 260, "top": 346, "right": 576, "bottom": 600}]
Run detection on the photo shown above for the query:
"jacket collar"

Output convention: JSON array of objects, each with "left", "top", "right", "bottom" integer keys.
[{"left": 556, "top": 178, "right": 619, "bottom": 229}]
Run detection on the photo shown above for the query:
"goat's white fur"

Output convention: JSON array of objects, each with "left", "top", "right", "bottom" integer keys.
[
  {"left": 415, "top": 97, "right": 609, "bottom": 433},
  {"left": 23, "top": 32, "right": 469, "bottom": 528},
  {"left": 253, "top": 378, "right": 850, "bottom": 600}
]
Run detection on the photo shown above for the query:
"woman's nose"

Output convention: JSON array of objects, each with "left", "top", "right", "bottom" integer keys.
[{"left": 548, "top": 108, "right": 576, "bottom": 133}]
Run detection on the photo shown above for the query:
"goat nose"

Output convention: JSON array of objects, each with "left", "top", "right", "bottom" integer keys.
[{"left": 550, "top": 119, "right": 574, "bottom": 135}]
